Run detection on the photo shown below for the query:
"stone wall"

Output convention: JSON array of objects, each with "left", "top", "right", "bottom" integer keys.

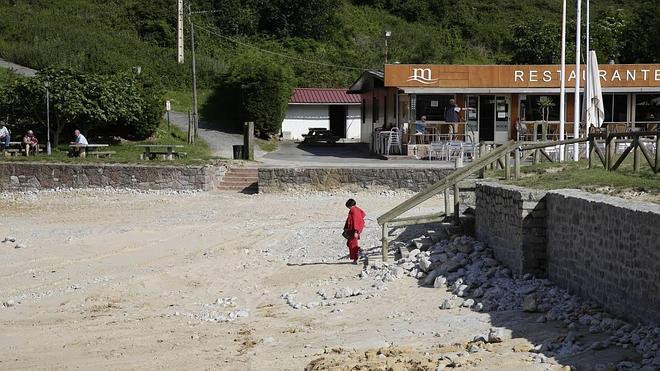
[
  {"left": 0, "top": 162, "right": 227, "bottom": 191},
  {"left": 475, "top": 183, "right": 548, "bottom": 276},
  {"left": 545, "top": 190, "right": 660, "bottom": 325},
  {"left": 258, "top": 167, "right": 453, "bottom": 192}
]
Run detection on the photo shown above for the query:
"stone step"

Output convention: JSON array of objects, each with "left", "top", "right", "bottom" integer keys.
[
  {"left": 228, "top": 168, "right": 259, "bottom": 175},
  {"left": 216, "top": 185, "right": 258, "bottom": 193},
  {"left": 222, "top": 175, "right": 258, "bottom": 182},
  {"left": 219, "top": 179, "right": 257, "bottom": 187}
]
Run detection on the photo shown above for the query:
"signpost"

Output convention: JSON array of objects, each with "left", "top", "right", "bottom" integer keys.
[{"left": 166, "top": 100, "right": 171, "bottom": 132}]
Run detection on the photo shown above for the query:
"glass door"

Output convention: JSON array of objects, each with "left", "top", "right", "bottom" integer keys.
[
  {"left": 465, "top": 95, "right": 479, "bottom": 142},
  {"left": 494, "top": 95, "right": 510, "bottom": 143}
]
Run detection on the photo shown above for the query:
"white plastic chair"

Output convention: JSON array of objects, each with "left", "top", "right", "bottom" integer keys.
[
  {"left": 385, "top": 128, "right": 402, "bottom": 155},
  {"left": 429, "top": 141, "right": 447, "bottom": 161},
  {"left": 446, "top": 141, "right": 464, "bottom": 161}
]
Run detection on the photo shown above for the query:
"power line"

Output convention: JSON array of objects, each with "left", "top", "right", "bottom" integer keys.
[{"left": 192, "top": 22, "right": 370, "bottom": 72}]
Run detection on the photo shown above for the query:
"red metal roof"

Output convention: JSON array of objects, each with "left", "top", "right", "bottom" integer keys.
[{"left": 290, "top": 88, "right": 361, "bottom": 104}]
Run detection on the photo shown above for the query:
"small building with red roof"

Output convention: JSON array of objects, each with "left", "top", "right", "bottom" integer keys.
[{"left": 282, "top": 88, "right": 361, "bottom": 141}]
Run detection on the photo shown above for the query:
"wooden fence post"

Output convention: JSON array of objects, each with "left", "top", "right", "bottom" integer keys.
[
  {"left": 633, "top": 138, "right": 640, "bottom": 172},
  {"left": 656, "top": 133, "right": 660, "bottom": 173},
  {"left": 514, "top": 147, "right": 521, "bottom": 180},
  {"left": 504, "top": 154, "right": 510, "bottom": 180},
  {"left": 444, "top": 188, "right": 450, "bottom": 214},
  {"left": 588, "top": 137, "right": 593, "bottom": 169},
  {"left": 453, "top": 183, "right": 460, "bottom": 225},
  {"left": 478, "top": 143, "right": 485, "bottom": 178},
  {"left": 243, "top": 121, "right": 254, "bottom": 160},
  {"left": 381, "top": 223, "right": 389, "bottom": 262}
]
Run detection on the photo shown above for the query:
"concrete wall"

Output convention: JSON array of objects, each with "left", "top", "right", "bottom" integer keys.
[
  {"left": 475, "top": 183, "right": 660, "bottom": 325},
  {"left": 475, "top": 183, "right": 548, "bottom": 276},
  {"left": 259, "top": 167, "right": 452, "bottom": 193},
  {"left": 0, "top": 162, "right": 227, "bottom": 191},
  {"left": 281, "top": 104, "right": 361, "bottom": 141},
  {"left": 545, "top": 190, "right": 660, "bottom": 325},
  {"left": 282, "top": 105, "right": 329, "bottom": 141}
]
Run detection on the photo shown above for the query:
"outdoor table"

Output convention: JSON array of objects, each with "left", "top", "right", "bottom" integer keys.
[
  {"left": 135, "top": 144, "right": 185, "bottom": 160},
  {"left": 69, "top": 144, "right": 109, "bottom": 158}
]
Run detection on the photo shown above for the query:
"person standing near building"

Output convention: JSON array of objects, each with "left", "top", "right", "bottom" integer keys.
[
  {"left": 0, "top": 123, "right": 10, "bottom": 152},
  {"left": 343, "top": 199, "right": 366, "bottom": 265},
  {"left": 22, "top": 130, "right": 38, "bottom": 156},
  {"left": 445, "top": 99, "right": 462, "bottom": 140}
]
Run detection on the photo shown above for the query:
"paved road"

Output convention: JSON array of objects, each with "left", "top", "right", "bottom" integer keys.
[
  {"left": 261, "top": 141, "right": 455, "bottom": 168},
  {"left": 0, "top": 58, "right": 37, "bottom": 77},
  {"left": 168, "top": 111, "right": 265, "bottom": 159}
]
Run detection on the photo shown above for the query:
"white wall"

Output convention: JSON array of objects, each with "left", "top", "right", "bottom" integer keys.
[
  {"left": 282, "top": 104, "right": 362, "bottom": 141},
  {"left": 360, "top": 88, "right": 396, "bottom": 145},
  {"left": 346, "top": 105, "right": 361, "bottom": 140},
  {"left": 281, "top": 105, "right": 329, "bottom": 141}
]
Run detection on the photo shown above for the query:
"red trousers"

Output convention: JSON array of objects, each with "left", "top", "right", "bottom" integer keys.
[{"left": 347, "top": 237, "right": 360, "bottom": 260}]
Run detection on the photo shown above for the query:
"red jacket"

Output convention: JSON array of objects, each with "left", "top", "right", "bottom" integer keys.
[{"left": 344, "top": 206, "right": 366, "bottom": 235}]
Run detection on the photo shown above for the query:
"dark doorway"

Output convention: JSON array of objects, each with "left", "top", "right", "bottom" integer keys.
[
  {"left": 479, "top": 95, "right": 495, "bottom": 141},
  {"left": 329, "top": 105, "right": 347, "bottom": 138}
]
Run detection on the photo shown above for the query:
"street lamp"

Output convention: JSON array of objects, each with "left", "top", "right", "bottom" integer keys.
[
  {"left": 44, "top": 77, "right": 51, "bottom": 155},
  {"left": 384, "top": 30, "right": 392, "bottom": 65}
]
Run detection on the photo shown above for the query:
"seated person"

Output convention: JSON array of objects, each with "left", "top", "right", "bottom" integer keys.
[
  {"left": 0, "top": 124, "right": 9, "bottom": 151},
  {"left": 68, "top": 129, "right": 89, "bottom": 157},
  {"left": 415, "top": 116, "right": 427, "bottom": 134},
  {"left": 22, "top": 130, "right": 38, "bottom": 156}
]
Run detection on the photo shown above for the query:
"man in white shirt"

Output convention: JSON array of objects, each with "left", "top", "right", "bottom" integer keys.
[
  {"left": 0, "top": 124, "right": 9, "bottom": 151},
  {"left": 70, "top": 129, "right": 89, "bottom": 157},
  {"left": 73, "top": 129, "right": 88, "bottom": 145}
]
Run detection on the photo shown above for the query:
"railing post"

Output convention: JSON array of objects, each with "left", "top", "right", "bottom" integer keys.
[
  {"left": 503, "top": 154, "right": 510, "bottom": 180},
  {"left": 444, "top": 188, "right": 450, "bottom": 214},
  {"left": 453, "top": 183, "right": 460, "bottom": 225},
  {"left": 381, "top": 223, "right": 389, "bottom": 262},
  {"left": 588, "top": 137, "right": 593, "bottom": 169},
  {"left": 563, "top": 143, "right": 570, "bottom": 163},
  {"left": 514, "top": 147, "right": 521, "bottom": 180},
  {"left": 478, "top": 143, "right": 485, "bottom": 178},
  {"left": 655, "top": 132, "right": 660, "bottom": 173},
  {"left": 606, "top": 136, "right": 614, "bottom": 170},
  {"left": 533, "top": 148, "right": 539, "bottom": 164},
  {"left": 633, "top": 137, "right": 640, "bottom": 172}
]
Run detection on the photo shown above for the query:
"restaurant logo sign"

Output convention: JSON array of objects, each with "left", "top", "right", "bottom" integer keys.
[{"left": 407, "top": 68, "right": 439, "bottom": 84}]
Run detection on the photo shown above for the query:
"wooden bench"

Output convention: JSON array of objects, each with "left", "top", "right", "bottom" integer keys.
[
  {"left": 85, "top": 151, "right": 116, "bottom": 158},
  {"left": 135, "top": 144, "right": 185, "bottom": 160},
  {"left": 4, "top": 142, "right": 43, "bottom": 156}
]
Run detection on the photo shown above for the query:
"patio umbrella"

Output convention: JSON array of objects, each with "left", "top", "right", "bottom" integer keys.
[{"left": 584, "top": 50, "right": 605, "bottom": 132}]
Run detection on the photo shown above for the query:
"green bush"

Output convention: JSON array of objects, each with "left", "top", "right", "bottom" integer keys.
[{"left": 202, "top": 53, "right": 293, "bottom": 138}]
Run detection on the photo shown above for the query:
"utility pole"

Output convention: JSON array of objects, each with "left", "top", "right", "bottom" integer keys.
[
  {"left": 187, "top": 2, "right": 199, "bottom": 143},
  {"left": 44, "top": 77, "right": 51, "bottom": 155},
  {"left": 177, "top": 0, "right": 184, "bottom": 64},
  {"left": 559, "top": 0, "right": 567, "bottom": 161}
]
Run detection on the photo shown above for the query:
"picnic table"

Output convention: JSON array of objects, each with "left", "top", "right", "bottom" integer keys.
[
  {"left": 135, "top": 144, "right": 185, "bottom": 160},
  {"left": 69, "top": 144, "right": 113, "bottom": 158},
  {"left": 302, "top": 128, "right": 340, "bottom": 145},
  {"left": 3, "top": 141, "right": 44, "bottom": 156}
]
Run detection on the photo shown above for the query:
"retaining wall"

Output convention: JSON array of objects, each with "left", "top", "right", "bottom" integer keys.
[
  {"left": 0, "top": 162, "right": 227, "bottom": 191},
  {"left": 545, "top": 190, "right": 660, "bottom": 325},
  {"left": 475, "top": 183, "right": 660, "bottom": 325},
  {"left": 475, "top": 183, "right": 548, "bottom": 276},
  {"left": 258, "top": 167, "right": 453, "bottom": 192}
]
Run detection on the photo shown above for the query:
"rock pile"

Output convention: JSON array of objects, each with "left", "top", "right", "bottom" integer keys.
[
  {"left": 394, "top": 234, "right": 660, "bottom": 369},
  {"left": 1, "top": 236, "right": 24, "bottom": 249},
  {"left": 173, "top": 296, "right": 249, "bottom": 323}
]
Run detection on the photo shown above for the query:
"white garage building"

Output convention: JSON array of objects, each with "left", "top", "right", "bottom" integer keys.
[{"left": 281, "top": 88, "right": 361, "bottom": 141}]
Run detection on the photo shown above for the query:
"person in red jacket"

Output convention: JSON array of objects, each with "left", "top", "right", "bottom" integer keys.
[{"left": 343, "top": 198, "right": 366, "bottom": 264}]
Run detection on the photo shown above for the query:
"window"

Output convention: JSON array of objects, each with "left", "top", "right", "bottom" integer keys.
[
  {"left": 522, "top": 95, "right": 560, "bottom": 121},
  {"left": 415, "top": 94, "right": 453, "bottom": 121},
  {"left": 603, "top": 94, "right": 628, "bottom": 123},
  {"left": 372, "top": 96, "right": 379, "bottom": 123},
  {"left": 635, "top": 94, "right": 660, "bottom": 123},
  {"left": 361, "top": 99, "right": 365, "bottom": 124}
]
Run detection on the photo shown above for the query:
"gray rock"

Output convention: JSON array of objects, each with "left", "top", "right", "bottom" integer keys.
[
  {"left": 418, "top": 258, "right": 432, "bottom": 272},
  {"left": 439, "top": 299, "right": 453, "bottom": 310},
  {"left": 462, "top": 299, "right": 475, "bottom": 308},
  {"left": 474, "top": 303, "right": 484, "bottom": 311},
  {"left": 334, "top": 287, "right": 353, "bottom": 299},
  {"left": 409, "top": 248, "right": 421, "bottom": 258},
  {"left": 15, "top": 243, "right": 25, "bottom": 249},
  {"left": 399, "top": 246, "right": 410, "bottom": 259},
  {"left": 488, "top": 327, "right": 508, "bottom": 343},
  {"left": 434, "top": 276, "right": 447, "bottom": 288},
  {"left": 523, "top": 294, "right": 537, "bottom": 312},
  {"left": 3, "top": 300, "right": 15, "bottom": 308}
]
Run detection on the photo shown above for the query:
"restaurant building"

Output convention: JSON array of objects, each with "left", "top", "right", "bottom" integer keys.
[{"left": 348, "top": 64, "right": 660, "bottom": 149}]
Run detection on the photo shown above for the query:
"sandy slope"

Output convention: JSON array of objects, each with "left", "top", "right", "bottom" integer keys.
[{"left": 0, "top": 190, "right": 631, "bottom": 370}]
